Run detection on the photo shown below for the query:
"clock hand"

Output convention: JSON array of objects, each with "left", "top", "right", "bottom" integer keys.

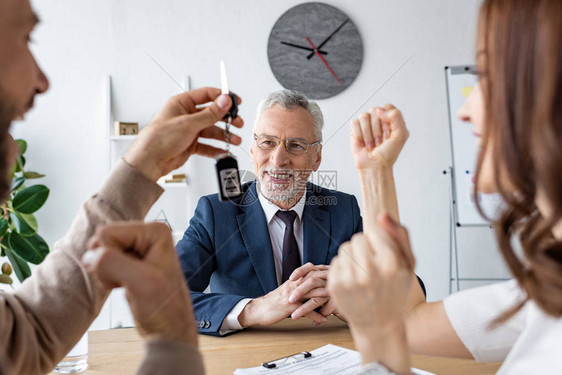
[
  {"left": 306, "top": 18, "right": 350, "bottom": 60},
  {"left": 280, "top": 41, "right": 328, "bottom": 55},
  {"left": 305, "top": 37, "right": 343, "bottom": 86}
]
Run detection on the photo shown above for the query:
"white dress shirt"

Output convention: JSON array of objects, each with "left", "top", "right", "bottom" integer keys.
[
  {"left": 218, "top": 191, "right": 306, "bottom": 335},
  {"left": 443, "top": 279, "right": 562, "bottom": 374}
]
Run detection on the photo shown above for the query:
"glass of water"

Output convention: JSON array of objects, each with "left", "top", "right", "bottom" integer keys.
[{"left": 54, "top": 331, "right": 88, "bottom": 373}]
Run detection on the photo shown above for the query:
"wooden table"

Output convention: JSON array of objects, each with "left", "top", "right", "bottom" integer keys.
[{"left": 74, "top": 317, "right": 501, "bottom": 374}]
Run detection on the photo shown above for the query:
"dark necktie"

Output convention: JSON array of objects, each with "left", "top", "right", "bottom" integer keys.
[{"left": 276, "top": 210, "right": 301, "bottom": 283}]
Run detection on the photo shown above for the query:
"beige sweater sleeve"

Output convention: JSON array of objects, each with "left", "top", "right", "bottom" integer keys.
[{"left": 0, "top": 159, "right": 204, "bottom": 375}]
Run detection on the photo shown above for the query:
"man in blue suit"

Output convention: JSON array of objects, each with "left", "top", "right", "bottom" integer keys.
[
  {"left": 176, "top": 90, "right": 364, "bottom": 335},
  {"left": 177, "top": 91, "right": 426, "bottom": 336}
]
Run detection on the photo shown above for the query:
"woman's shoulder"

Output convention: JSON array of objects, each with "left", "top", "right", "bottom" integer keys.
[
  {"left": 444, "top": 279, "right": 526, "bottom": 315},
  {"left": 442, "top": 280, "right": 529, "bottom": 363},
  {"left": 498, "top": 300, "right": 562, "bottom": 373}
]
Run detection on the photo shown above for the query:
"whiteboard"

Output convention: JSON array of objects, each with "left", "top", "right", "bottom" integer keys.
[{"left": 445, "top": 66, "right": 502, "bottom": 226}]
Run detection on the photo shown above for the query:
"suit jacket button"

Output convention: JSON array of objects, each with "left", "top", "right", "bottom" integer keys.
[{"left": 204, "top": 321, "right": 211, "bottom": 329}]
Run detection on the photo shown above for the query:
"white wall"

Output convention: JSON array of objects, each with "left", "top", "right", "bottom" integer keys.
[{"left": 11, "top": 0, "right": 509, "bottom": 324}]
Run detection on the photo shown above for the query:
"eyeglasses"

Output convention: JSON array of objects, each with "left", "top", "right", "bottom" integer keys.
[{"left": 253, "top": 134, "right": 321, "bottom": 155}]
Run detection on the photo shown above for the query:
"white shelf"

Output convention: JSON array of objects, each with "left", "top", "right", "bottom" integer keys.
[
  {"left": 104, "top": 74, "right": 191, "bottom": 333},
  {"left": 109, "top": 135, "right": 137, "bottom": 141},
  {"left": 158, "top": 182, "right": 188, "bottom": 188}
]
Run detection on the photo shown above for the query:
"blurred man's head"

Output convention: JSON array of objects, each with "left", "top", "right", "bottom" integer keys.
[
  {"left": 0, "top": 0, "right": 49, "bottom": 199},
  {"left": 0, "top": 0, "right": 49, "bottom": 119},
  {"left": 0, "top": 87, "right": 16, "bottom": 199},
  {"left": 250, "top": 90, "right": 323, "bottom": 209}
]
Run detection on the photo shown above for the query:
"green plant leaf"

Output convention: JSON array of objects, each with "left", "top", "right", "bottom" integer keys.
[
  {"left": 10, "top": 176, "right": 25, "bottom": 192},
  {"left": 0, "top": 219, "right": 8, "bottom": 238},
  {"left": 23, "top": 172, "right": 45, "bottom": 179},
  {"left": 20, "top": 213, "right": 38, "bottom": 233},
  {"left": 9, "top": 212, "right": 37, "bottom": 236},
  {"left": 10, "top": 177, "right": 25, "bottom": 191},
  {"left": 5, "top": 246, "right": 32, "bottom": 282},
  {"left": 12, "top": 185, "right": 49, "bottom": 214},
  {"left": 16, "top": 139, "right": 27, "bottom": 156},
  {"left": 7, "top": 231, "right": 49, "bottom": 265},
  {"left": 14, "top": 155, "right": 25, "bottom": 172}
]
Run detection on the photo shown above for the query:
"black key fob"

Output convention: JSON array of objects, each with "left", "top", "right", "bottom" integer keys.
[{"left": 215, "top": 153, "right": 242, "bottom": 201}]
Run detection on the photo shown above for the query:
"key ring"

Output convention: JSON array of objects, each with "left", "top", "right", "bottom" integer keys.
[{"left": 224, "top": 117, "right": 231, "bottom": 153}]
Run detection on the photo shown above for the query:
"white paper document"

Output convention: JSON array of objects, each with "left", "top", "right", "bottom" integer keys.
[{"left": 233, "top": 344, "right": 435, "bottom": 375}]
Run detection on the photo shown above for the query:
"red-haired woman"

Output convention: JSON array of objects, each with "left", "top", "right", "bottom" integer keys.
[{"left": 328, "top": 0, "right": 562, "bottom": 373}]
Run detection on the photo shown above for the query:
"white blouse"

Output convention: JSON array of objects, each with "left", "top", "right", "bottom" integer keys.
[{"left": 443, "top": 280, "right": 562, "bottom": 374}]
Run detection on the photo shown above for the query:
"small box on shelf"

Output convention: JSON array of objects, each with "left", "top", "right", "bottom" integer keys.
[{"left": 114, "top": 121, "right": 139, "bottom": 136}]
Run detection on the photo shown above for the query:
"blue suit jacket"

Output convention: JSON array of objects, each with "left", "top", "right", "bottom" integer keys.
[{"left": 176, "top": 181, "right": 362, "bottom": 335}]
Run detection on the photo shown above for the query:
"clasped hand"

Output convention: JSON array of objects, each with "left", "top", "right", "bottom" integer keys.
[{"left": 238, "top": 263, "right": 342, "bottom": 327}]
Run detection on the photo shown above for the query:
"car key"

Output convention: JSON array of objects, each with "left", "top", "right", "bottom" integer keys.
[{"left": 215, "top": 60, "right": 242, "bottom": 201}]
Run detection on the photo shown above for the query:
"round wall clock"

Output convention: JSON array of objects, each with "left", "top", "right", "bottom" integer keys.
[{"left": 267, "top": 2, "right": 363, "bottom": 100}]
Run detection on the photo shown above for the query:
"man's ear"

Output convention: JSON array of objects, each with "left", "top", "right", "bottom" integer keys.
[{"left": 312, "top": 145, "right": 322, "bottom": 172}]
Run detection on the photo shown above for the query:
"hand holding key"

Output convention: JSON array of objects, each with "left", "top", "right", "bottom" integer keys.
[{"left": 123, "top": 87, "right": 243, "bottom": 182}]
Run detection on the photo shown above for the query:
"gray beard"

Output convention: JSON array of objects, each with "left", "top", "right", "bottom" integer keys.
[{"left": 257, "top": 170, "right": 309, "bottom": 207}]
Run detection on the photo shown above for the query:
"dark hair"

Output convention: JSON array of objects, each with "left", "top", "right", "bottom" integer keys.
[{"left": 475, "top": 0, "right": 562, "bottom": 320}]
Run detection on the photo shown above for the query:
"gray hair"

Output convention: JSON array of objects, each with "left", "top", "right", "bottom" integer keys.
[{"left": 253, "top": 90, "right": 324, "bottom": 141}]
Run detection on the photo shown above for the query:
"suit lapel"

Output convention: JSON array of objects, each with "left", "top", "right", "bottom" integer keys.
[
  {"left": 303, "top": 184, "right": 331, "bottom": 265},
  {"left": 236, "top": 182, "right": 278, "bottom": 294}
]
